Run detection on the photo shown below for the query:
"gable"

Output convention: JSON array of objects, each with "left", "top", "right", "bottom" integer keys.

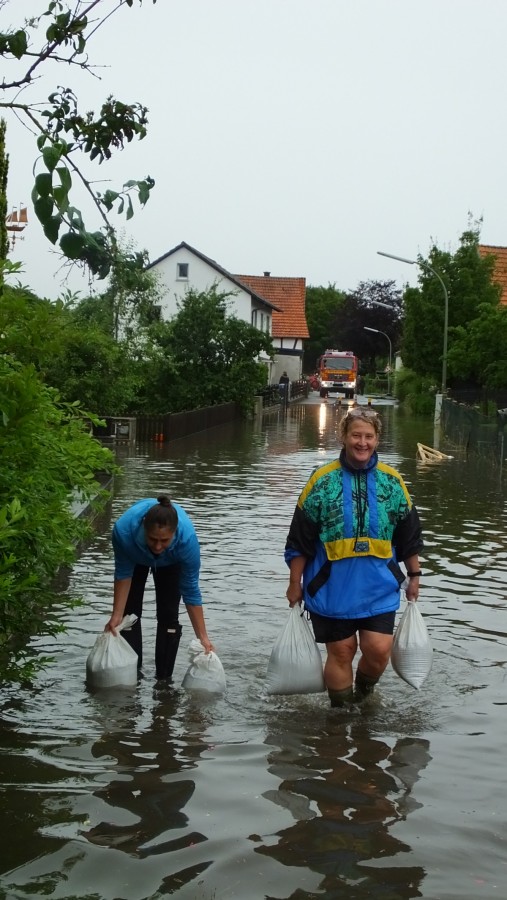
[
  {"left": 478, "top": 244, "right": 507, "bottom": 305},
  {"left": 147, "top": 242, "right": 281, "bottom": 313},
  {"left": 234, "top": 274, "right": 309, "bottom": 339}
]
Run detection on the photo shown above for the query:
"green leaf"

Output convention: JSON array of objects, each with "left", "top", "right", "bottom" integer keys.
[
  {"left": 42, "top": 144, "right": 63, "bottom": 172},
  {"left": 56, "top": 166, "right": 72, "bottom": 192},
  {"left": 60, "top": 231, "right": 86, "bottom": 260},
  {"left": 34, "top": 196, "right": 55, "bottom": 224},
  {"left": 43, "top": 215, "right": 62, "bottom": 245},
  {"left": 34, "top": 172, "right": 53, "bottom": 198},
  {"left": 52, "top": 186, "right": 69, "bottom": 211},
  {"left": 8, "top": 30, "right": 28, "bottom": 59}
]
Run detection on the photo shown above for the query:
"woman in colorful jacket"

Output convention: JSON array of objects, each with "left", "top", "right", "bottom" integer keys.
[
  {"left": 285, "top": 407, "right": 423, "bottom": 706},
  {"left": 105, "top": 494, "right": 214, "bottom": 680}
]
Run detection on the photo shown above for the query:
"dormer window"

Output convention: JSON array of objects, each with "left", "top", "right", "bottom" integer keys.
[{"left": 177, "top": 262, "right": 189, "bottom": 280}]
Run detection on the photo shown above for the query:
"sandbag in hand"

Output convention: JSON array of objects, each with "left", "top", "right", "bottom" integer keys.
[
  {"left": 86, "top": 614, "right": 139, "bottom": 688},
  {"left": 182, "top": 639, "right": 226, "bottom": 694},
  {"left": 265, "top": 603, "right": 325, "bottom": 695},
  {"left": 391, "top": 601, "right": 432, "bottom": 690}
]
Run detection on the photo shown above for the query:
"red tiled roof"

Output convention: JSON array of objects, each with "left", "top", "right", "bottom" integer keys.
[
  {"left": 234, "top": 274, "right": 309, "bottom": 339},
  {"left": 478, "top": 244, "right": 507, "bottom": 305}
]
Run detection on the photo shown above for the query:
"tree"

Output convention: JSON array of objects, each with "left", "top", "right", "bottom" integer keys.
[
  {"left": 402, "top": 222, "right": 501, "bottom": 387},
  {"left": 0, "top": 281, "right": 143, "bottom": 414},
  {"left": 447, "top": 302, "right": 507, "bottom": 390},
  {"left": 0, "top": 1, "right": 156, "bottom": 279},
  {"left": 142, "top": 287, "right": 274, "bottom": 415},
  {"left": 334, "top": 280, "right": 402, "bottom": 372},
  {"left": 304, "top": 284, "right": 346, "bottom": 372}
]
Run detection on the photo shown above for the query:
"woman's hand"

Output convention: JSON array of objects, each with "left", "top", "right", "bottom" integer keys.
[
  {"left": 405, "top": 577, "right": 420, "bottom": 602},
  {"left": 200, "top": 637, "right": 215, "bottom": 654},
  {"left": 286, "top": 582, "right": 303, "bottom": 607},
  {"left": 104, "top": 612, "right": 123, "bottom": 635}
]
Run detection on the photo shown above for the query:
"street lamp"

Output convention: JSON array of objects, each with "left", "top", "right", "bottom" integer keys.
[
  {"left": 377, "top": 250, "right": 449, "bottom": 394},
  {"left": 364, "top": 326, "right": 392, "bottom": 396}
]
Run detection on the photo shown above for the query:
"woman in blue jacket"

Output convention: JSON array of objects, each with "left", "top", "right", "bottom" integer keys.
[
  {"left": 105, "top": 494, "right": 214, "bottom": 679},
  {"left": 285, "top": 407, "right": 423, "bottom": 706}
]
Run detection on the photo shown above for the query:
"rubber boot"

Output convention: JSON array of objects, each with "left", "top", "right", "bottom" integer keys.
[
  {"left": 354, "top": 668, "right": 379, "bottom": 701},
  {"left": 328, "top": 685, "right": 354, "bottom": 707},
  {"left": 121, "top": 619, "right": 143, "bottom": 667},
  {"left": 155, "top": 623, "right": 182, "bottom": 680}
]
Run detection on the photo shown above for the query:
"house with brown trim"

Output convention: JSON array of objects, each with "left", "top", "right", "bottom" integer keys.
[
  {"left": 477, "top": 244, "right": 507, "bottom": 305},
  {"left": 146, "top": 242, "right": 309, "bottom": 383}
]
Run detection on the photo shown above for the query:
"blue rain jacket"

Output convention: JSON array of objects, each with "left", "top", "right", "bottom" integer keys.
[{"left": 112, "top": 498, "right": 202, "bottom": 606}]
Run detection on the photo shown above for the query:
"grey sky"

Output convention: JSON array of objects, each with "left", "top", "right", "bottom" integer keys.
[{"left": 6, "top": 0, "right": 507, "bottom": 300}]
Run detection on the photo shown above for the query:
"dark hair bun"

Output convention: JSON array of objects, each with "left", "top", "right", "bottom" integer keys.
[{"left": 157, "top": 494, "right": 172, "bottom": 507}]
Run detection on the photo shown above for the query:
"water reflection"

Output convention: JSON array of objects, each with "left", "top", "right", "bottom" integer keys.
[
  {"left": 82, "top": 689, "right": 206, "bottom": 864},
  {"left": 259, "top": 716, "right": 431, "bottom": 899},
  {"left": 1, "top": 398, "right": 507, "bottom": 900}
]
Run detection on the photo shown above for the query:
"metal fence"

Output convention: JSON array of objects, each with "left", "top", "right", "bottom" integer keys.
[
  {"left": 448, "top": 388, "right": 507, "bottom": 412},
  {"left": 93, "top": 402, "right": 241, "bottom": 444},
  {"left": 256, "top": 379, "right": 310, "bottom": 409},
  {"left": 442, "top": 397, "right": 506, "bottom": 466}
]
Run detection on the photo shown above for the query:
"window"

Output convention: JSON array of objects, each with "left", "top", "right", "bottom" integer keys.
[
  {"left": 252, "top": 309, "right": 258, "bottom": 327},
  {"left": 177, "top": 262, "right": 189, "bottom": 279}
]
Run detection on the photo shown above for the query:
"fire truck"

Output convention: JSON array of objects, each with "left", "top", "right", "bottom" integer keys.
[{"left": 316, "top": 349, "right": 359, "bottom": 399}]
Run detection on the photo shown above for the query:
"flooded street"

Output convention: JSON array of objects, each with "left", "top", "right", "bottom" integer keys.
[{"left": 1, "top": 395, "right": 507, "bottom": 900}]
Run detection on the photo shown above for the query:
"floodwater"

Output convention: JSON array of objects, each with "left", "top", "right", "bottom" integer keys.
[{"left": 1, "top": 395, "right": 507, "bottom": 900}]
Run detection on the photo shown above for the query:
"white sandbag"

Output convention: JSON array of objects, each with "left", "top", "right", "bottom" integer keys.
[
  {"left": 391, "top": 601, "right": 433, "bottom": 690},
  {"left": 182, "top": 639, "right": 226, "bottom": 694},
  {"left": 86, "top": 614, "right": 139, "bottom": 688},
  {"left": 265, "top": 603, "right": 325, "bottom": 695}
]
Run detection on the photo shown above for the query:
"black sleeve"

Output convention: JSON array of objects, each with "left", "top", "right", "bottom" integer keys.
[
  {"left": 285, "top": 504, "right": 319, "bottom": 559},
  {"left": 392, "top": 505, "right": 424, "bottom": 561}
]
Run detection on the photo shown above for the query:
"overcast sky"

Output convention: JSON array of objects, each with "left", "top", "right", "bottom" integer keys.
[{"left": 5, "top": 0, "right": 507, "bottom": 300}]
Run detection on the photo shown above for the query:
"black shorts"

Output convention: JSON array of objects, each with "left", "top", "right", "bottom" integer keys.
[{"left": 309, "top": 610, "right": 396, "bottom": 644}]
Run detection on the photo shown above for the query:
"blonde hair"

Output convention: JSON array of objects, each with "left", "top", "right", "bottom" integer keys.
[{"left": 338, "top": 408, "right": 382, "bottom": 443}]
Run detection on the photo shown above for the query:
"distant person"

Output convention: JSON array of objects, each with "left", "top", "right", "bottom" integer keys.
[
  {"left": 105, "top": 495, "right": 214, "bottom": 679},
  {"left": 279, "top": 371, "right": 290, "bottom": 401},
  {"left": 356, "top": 373, "right": 365, "bottom": 396},
  {"left": 284, "top": 407, "right": 423, "bottom": 706}
]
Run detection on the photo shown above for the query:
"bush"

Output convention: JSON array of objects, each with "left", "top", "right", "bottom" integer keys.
[
  {"left": 0, "top": 356, "right": 117, "bottom": 682},
  {"left": 394, "top": 368, "right": 436, "bottom": 415}
]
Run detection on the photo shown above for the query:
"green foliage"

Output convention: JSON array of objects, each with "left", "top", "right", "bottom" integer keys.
[
  {"left": 0, "top": 1, "right": 157, "bottom": 278},
  {"left": 447, "top": 302, "right": 507, "bottom": 390},
  {"left": 394, "top": 367, "right": 437, "bottom": 415},
  {"left": 103, "top": 241, "right": 163, "bottom": 341},
  {"left": 335, "top": 281, "right": 402, "bottom": 373},
  {"left": 0, "top": 256, "right": 155, "bottom": 414},
  {"left": 0, "top": 355, "right": 118, "bottom": 682},
  {"left": 304, "top": 284, "right": 345, "bottom": 372},
  {"left": 402, "top": 221, "right": 502, "bottom": 389},
  {"left": 140, "top": 287, "right": 273, "bottom": 415},
  {"left": 304, "top": 281, "right": 402, "bottom": 376}
]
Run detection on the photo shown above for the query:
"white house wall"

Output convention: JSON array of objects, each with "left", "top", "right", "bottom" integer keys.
[{"left": 153, "top": 249, "right": 252, "bottom": 323}]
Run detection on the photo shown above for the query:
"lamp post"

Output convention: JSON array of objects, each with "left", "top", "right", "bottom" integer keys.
[
  {"left": 364, "top": 326, "right": 392, "bottom": 396},
  {"left": 377, "top": 250, "right": 449, "bottom": 395}
]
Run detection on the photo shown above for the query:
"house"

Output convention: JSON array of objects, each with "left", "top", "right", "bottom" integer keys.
[
  {"left": 233, "top": 272, "right": 309, "bottom": 383},
  {"left": 477, "top": 244, "right": 507, "bottom": 305},
  {"left": 147, "top": 242, "right": 309, "bottom": 383}
]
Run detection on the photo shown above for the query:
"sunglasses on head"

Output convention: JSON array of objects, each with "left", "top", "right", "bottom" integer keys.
[{"left": 345, "top": 407, "right": 379, "bottom": 418}]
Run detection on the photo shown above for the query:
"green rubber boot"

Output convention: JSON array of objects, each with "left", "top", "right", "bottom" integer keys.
[
  {"left": 328, "top": 686, "right": 354, "bottom": 707},
  {"left": 354, "top": 669, "right": 379, "bottom": 701}
]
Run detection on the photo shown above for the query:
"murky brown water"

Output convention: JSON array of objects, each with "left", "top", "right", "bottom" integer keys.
[{"left": 1, "top": 396, "right": 507, "bottom": 900}]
